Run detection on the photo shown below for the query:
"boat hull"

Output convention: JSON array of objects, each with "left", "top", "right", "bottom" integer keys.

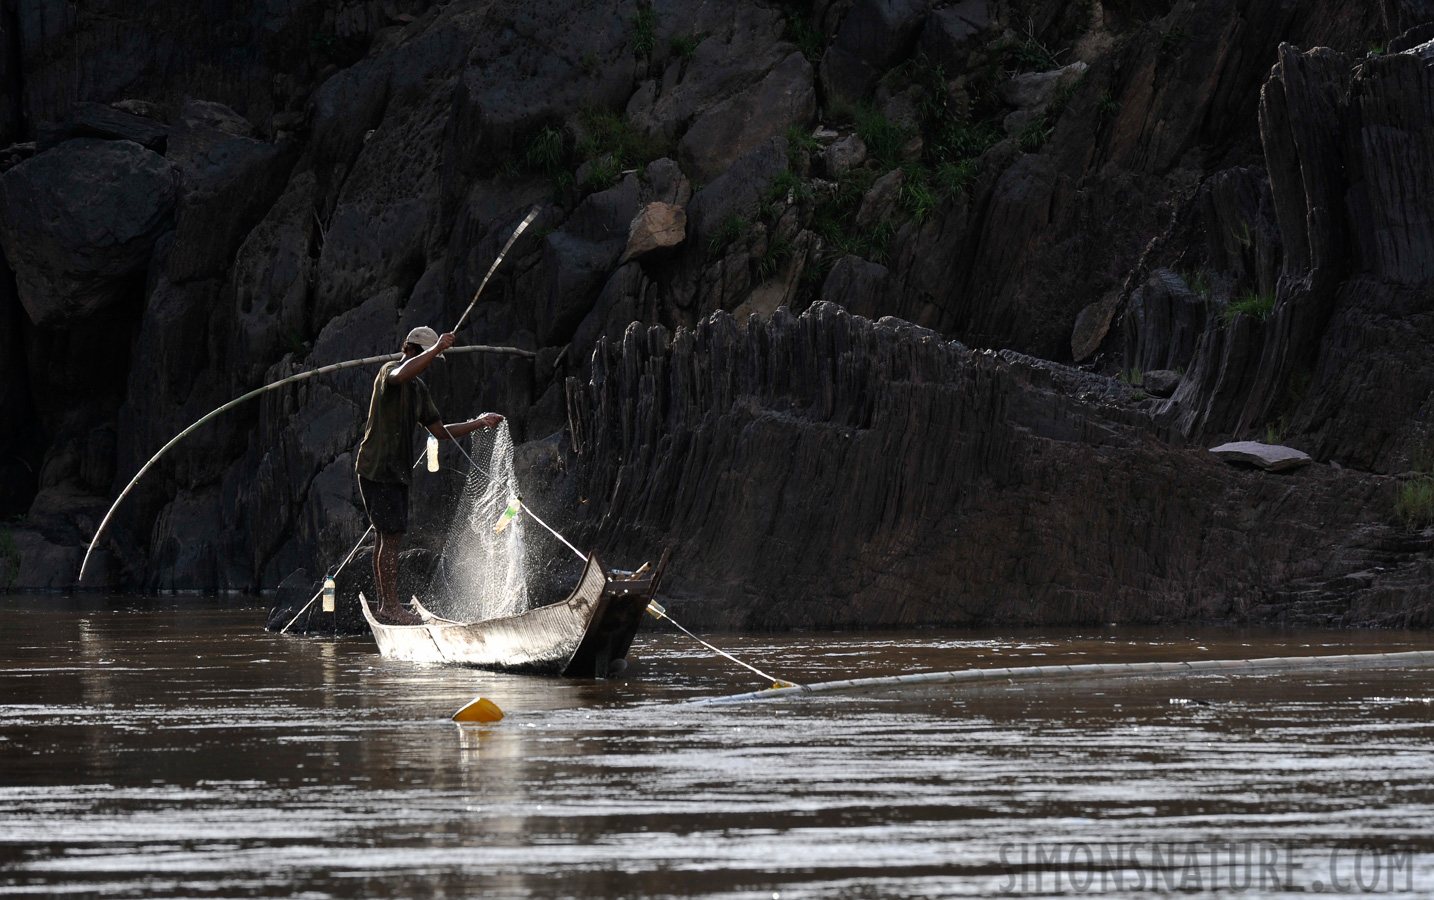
[{"left": 360, "top": 550, "right": 669, "bottom": 676}]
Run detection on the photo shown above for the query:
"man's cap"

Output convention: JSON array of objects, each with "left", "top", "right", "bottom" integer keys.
[{"left": 404, "top": 326, "right": 439, "bottom": 350}]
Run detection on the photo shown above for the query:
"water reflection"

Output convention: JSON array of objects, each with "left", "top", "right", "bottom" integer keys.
[{"left": 1, "top": 597, "right": 1433, "bottom": 897}]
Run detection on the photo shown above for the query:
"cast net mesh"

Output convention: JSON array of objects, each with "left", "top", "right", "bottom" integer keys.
[{"left": 425, "top": 422, "right": 530, "bottom": 622}]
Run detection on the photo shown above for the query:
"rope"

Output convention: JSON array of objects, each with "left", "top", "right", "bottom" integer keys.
[
  {"left": 279, "top": 525, "right": 373, "bottom": 634},
  {"left": 521, "top": 504, "right": 586, "bottom": 562},
  {"left": 647, "top": 606, "right": 790, "bottom": 686},
  {"left": 279, "top": 448, "right": 430, "bottom": 634}
]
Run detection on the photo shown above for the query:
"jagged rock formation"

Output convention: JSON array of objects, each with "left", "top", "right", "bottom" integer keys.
[
  {"left": 0, "top": 0, "right": 1430, "bottom": 629},
  {"left": 566, "top": 303, "right": 1432, "bottom": 628}
]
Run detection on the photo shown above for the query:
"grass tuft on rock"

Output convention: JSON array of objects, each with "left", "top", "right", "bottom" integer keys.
[
  {"left": 779, "top": 4, "right": 825, "bottom": 62},
  {"left": 1395, "top": 477, "right": 1434, "bottom": 531},
  {"left": 1046, "top": 74, "right": 1084, "bottom": 120},
  {"left": 1096, "top": 90, "right": 1121, "bottom": 125},
  {"left": 934, "top": 158, "right": 979, "bottom": 194},
  {"left": 669, "top": 33, "right": 701, "bottom": 60},
  {"left": 1183, "top": 269, "right": 1213, "bottom": 301},
  {"left": 897, "top": 164, "right": 938, "bottom": 222},
  {"left": 707, "top": 214, "right": 750, "bottom": 256},
  {"left": 632, "top": 3, "right": 656, "bottom": 55},
  {"left": 998, "top": 37, "right": 1060, "bottom": 72},
  {"left": 1221, "top": 290, "right": 1276, "bottom": 325},
  {"left": 854, "top": 104, "right": 910, "bottom": 172},
  {"left": 768, "top": 168, "right": 809, "bottom": 205},
  {"left": 784, "top": 124, "right": 821, "bottom": 169},
  {"left": 576, "top": 109, "right": 669, "bottom": 175},
  {"left": 757, "top": 235, "right": 793, "bottom": 281},
  {"left": 525, "top": 126, "right": 566, "bottom": 175},
  {"left": 1017, "top": 115, "right": 1051, "bottom": 152}
]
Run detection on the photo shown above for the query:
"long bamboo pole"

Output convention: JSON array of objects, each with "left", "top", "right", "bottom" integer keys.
[
  {"left": 77, "top": 343, "right": 535, "bottom": 585},
  {"left": 692, "top": 650, "right": 1434, "bottom": 704}
]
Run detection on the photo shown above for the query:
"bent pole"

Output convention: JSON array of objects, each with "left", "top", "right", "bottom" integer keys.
[
  {"left": 77, "top": 343, "right": 535, "bottom": 586},
  {"left": 452, "top": 206, "right": 540, "bottom": 335}
]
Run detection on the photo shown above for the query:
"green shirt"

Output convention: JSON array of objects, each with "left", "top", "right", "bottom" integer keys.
[{"left": 355, "top": 361, "right": 443, "bottom": 484}]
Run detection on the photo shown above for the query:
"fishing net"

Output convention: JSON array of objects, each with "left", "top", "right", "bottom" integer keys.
[{"left": 425, "top": 421, "right": 530, "bottom": 622}]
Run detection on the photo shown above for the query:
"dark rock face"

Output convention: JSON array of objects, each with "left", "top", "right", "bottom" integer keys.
[
  {"left": 677, "top": 51, "right": 815, "bottom": 183},
  {"left": 918, "top": 1, "right": 989, "bottom": 73},
  {"left": 820, "top": 0, "right": 929, "bottom": 106},
  {"left": 567, "top": 304, "right": 1427, "bottom": 629},
  {"left": 0, "top": 138, "right": 177, "bottom": 327},
  {"left": 0, "top": 0, "right": 1429, "bottom": 635},
  {"left": 1157, "top": 32, "right": 1434, "bottom": 477},
  {"left": 1123, "top": 270, "right": 1207, "bottom": 375},
  {"left": 166, "top": 113, "right": 298, "bottom": 283},
  {"left": 626, "top": 4, "right": 790, "bottom": 141}
]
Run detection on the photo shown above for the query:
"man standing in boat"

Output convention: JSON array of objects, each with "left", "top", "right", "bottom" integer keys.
[{"left": 356, "top": 326, "right": 503, "bottom": 624}]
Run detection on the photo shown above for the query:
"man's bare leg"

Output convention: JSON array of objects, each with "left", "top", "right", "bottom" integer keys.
[{"left": 374, "top": 531, "right": 419, "bottom": 624}]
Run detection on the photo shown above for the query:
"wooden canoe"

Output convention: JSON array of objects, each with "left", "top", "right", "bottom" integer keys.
[{"left": 359, "top": 549, "right": 670, "bottom": 677}]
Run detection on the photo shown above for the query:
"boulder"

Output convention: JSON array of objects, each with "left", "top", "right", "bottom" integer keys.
[
  {"left": 1070, "top": 290, "right": 1120, "bottom": 362},
  {"left": 918, "top": 0, "right": 990, "bottom": 73},
  {"left": 1003, "top": 106, "right": 1047, "bottom": 136},
  {"left": 111, "top": 99, "right": 164, "bottom": 120},
  {"left": 678, "top": 52, "right": 816, "bottom": 183},
  {"left": 0, "top": 138, "right": 178, "bottom": 327},
  {"left": 877, "top": 84, "right": 922, "bottom": 131},
  {"left": 146, "top": 485, "right": 229, "bottom": 590},
  {"left": 1209, "top": 441, "right": 1313, "bottom": 472},
  {"left": 1144, "top": 369, "right": 1182, "bottom": 398},
  {"left": 621, "top": 202, "right": 687, "bottom": 263},
  {"left": 822, "top": 133, "right": 868, "bottom": 176},
  {"left": 999, "top": 61, "right": 1088, "bottom": 109}
]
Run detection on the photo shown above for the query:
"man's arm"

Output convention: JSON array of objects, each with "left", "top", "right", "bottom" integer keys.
[
  {"left": 428, "top": 412, "right": 504, "bottom": 441},
  {"left": 388, "top": 332, "right": 457, "bottom": 384}
]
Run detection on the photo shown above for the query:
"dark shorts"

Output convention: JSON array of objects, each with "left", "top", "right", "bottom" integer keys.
[{"left": 358, "top": 477, "right": 408, "bottom": 534}]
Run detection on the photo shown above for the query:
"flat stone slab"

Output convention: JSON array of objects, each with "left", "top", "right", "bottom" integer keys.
[{"left": 1209, "top": 441, "right": 1313, "bottom": 472}]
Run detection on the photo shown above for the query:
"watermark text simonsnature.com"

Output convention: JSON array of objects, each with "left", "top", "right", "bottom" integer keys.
[{"left": 997, "top": 842, "right": 1417, "bottom": 893}]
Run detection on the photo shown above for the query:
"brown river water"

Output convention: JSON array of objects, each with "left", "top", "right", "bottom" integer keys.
[{"left": 3, "top": 596, "right": 1434, "bottom": 898}]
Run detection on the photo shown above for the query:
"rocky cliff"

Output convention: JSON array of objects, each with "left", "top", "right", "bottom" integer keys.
[{"left": 1, "top": 0, "right": 1431, "bottom": 627}]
